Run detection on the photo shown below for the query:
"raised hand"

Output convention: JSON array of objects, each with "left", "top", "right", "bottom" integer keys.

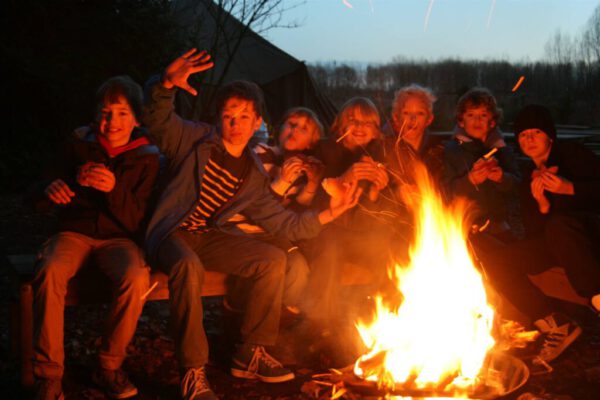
[
  {"left": 44, "top": 179, "right": 75, "bottom": 205},
  {"left": 162, "top": 49, "right": 214, "bottom": 95}
]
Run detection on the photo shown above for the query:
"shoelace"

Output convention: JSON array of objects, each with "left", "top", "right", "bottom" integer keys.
[
  {"left": 539, "top": 329, "right": 567, "bottom": 359},
  {"left": 181, "top": 368, "right": 210, "bottom": 399},
  {"left": 247, "top": 346, "right": 283, "bottom": 373}
]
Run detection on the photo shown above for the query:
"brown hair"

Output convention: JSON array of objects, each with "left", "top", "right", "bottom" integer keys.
[
  {"left": 455, "top": 87, "right": 502, "bottom": 124},
  {"left": 95, "top": 75, "right": 143, "bottom": 120},
  {"left": 330, "top": 97, "right": 381, "bottom": 139},
  {"left": 215, "top": 80, "right": 265, "bottom": 118}
]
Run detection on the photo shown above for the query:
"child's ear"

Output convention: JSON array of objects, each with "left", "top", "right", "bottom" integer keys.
[
  {"left": 458, "top": 119, "right": 465, "bottom": 128},
  {"left": 253, "top": 116, "right": 263, "bottom": 132}
]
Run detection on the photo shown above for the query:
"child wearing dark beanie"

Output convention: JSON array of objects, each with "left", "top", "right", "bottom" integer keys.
[
  {"left": 514, "top": 104, "right": 557, "bottom": 141},
  {"left": 480, "top": 103, "right": 600, "bottom": 365}
]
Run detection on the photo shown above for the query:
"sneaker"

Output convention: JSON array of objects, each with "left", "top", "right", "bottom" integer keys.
[
  {"left": 34, "top": 379, "right": 64, "bottom": 400},
  {"left": 92, "top": 368, "right": 138, "bottom": 399},
  {"left": 534, "top": 313, "right": 582, "bottom": 362},
  {"left": 231, "top": 344, "right": 295, "bottom": 383},
  {"left": 181, "top": 367, "right": 218, "bottom": 400}
]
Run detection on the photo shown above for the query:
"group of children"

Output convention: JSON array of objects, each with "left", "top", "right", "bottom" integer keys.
[{"left": 29, "top": 49, "right": 600, "bottom": 400}]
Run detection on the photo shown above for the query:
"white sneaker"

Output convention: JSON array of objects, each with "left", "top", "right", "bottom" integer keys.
[{"left": 534, "top": 313, "right": 582, "bottom": 362}]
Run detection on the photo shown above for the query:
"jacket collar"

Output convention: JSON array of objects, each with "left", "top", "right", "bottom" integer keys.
[{"left": 453, "top": 125, "right": 506, "bottom": 149}]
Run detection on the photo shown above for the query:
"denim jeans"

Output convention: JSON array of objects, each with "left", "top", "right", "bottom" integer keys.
[{"left": 156, "top": 229, "right": 286, "bottom": 369}]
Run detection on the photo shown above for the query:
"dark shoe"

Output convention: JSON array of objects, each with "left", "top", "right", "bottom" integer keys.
[
  {"left": 181, "top": 367, "right": 218, "bottom": 400},
  {"left": 34, "top": 379, "right": 64, "bottom": 400},
  {"left": 534, "top": 313, "right": 582, "bottom": 362},
  {"left": 92, "top": 368, "right": 138, "bottom": 399},
  {"left": 231, "top": 344, "right": 295, "bottom": 383}
]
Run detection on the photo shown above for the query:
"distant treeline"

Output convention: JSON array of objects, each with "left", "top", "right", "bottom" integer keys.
[{"left": 308, "top": 59, "right": 600, "bottom": 132}]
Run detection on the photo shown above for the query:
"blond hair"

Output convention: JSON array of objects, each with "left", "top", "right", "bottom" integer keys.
[{"left": 330, "top": 97, "right": 381, "bottom": 139}]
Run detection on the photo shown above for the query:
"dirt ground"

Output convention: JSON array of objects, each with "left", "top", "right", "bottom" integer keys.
[{"left": 1, "top": 193, "right": 599, "bottom": 399}]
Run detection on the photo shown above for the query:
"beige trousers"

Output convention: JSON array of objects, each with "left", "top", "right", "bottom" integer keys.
[{"left": 32, "top": 232, "right": 149, "bottom": 379}]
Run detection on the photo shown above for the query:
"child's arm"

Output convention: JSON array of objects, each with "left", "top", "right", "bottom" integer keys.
[{"left": 143, "top": 49, "right": 214, "bottom": 159}]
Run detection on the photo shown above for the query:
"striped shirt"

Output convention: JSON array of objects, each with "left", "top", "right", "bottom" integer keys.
[{"left": 180, "top": 149, "right": 248, "bottom": 233}]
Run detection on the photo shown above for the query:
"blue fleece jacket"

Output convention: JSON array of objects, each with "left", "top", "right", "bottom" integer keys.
[{"left": 142, "top": 79, "right": 322, "bottom": 263}]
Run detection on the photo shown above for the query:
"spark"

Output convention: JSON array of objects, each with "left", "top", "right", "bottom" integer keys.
[
  {"left": 424, "top": 0, "right": 435, "bottom": 32},
  {"left": 369, "top": 0, "right": 375, "bottom": 14},
  {"left": 511, "top": 76, "right": 525, "bottom": 92},
  {"left": 342, "top": 0, "right": 353, "bottom": 9},
  {"left": 486, "top": 0, "right": 497, "bottom": 29}
]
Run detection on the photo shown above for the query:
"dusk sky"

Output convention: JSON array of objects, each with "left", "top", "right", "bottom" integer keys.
[{"left": 266, "top": 0, "right": 599, "bottom": 64}]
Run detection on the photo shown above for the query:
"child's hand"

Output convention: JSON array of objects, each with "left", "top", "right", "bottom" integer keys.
[
  {"left": 79, "top": 163, "right": 116, "bottom": 193},
  {"left": 487, "top": 166, "right": 504, "bottom": 183},
  {"left": 44, "top": 179, "right": 75, "bottom": 205},
  {"left": 301, "top": 156, "right": 324, "bottom": 185},
  {"left": 540, "top": 170, "right": 574, "bottom": 195},
  {"left": 280, "top": 156, "right": 304, "bottom": 185},
  {"left": 468, "top": 159, "right": 490, "bottom": 185},
  {"left": 162, "top": 48, "right": 214, "bottom": 95},
  {"left": 531, "top": 175, "right": 550, "bottom": 213}
]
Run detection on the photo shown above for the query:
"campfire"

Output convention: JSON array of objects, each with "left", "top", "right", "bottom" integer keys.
[{"left": 349, "top": 163, "right": 528, "bottom": 398}]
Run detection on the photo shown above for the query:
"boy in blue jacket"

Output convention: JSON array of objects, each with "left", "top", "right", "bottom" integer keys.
[{"left": 143, "top": 49, "right": 360, "bottom": 400}]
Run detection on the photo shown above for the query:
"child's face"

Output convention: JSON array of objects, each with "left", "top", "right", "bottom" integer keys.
[
  {"left": 459, "top": 105, "right": 495, "bottom": 141},
  {"left": 279, "top": 115, "right": 315, "bottom": 152},
  {"left": 220, "top": 97, "right": 262, "bottom": 152},
  {"left": 341, "top": 109, "right": 378, "bottom": 150},
  {"left": 98, "top": 95, "right": 139, "bottom": 147},
  {"left": 393, "top": 97, "right": 433, "bottom": 142},
  {"left": 518, "top": 128, "right": 553, "bottom": 161}
]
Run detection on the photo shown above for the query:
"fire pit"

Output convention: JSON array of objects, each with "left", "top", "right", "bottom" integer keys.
[{"left": 345, "top": 350, "right": 529, "bottom": 399}]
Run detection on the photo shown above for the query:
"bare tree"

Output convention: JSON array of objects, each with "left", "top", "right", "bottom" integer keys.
[
  {"left": 171, "top": 0, "right": 304, "bottom": 119},
  {"left": 581, "top": 4, "right": 600, "bottom": 63},
  {"left": 544, "top": 29, "right": 576, "bottom": 64}
]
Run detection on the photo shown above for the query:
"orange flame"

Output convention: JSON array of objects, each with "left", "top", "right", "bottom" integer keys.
[{"left": 354, "top": 163, "right": 496, "bottom": 395}]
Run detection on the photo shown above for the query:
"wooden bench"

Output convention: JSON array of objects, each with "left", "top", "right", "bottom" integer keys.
[
  {"left": 7, "top": 254, "right": 373, "bottom": 388},
  {"left": 10, "top": 252, "right": 586, "bottom": 388}
]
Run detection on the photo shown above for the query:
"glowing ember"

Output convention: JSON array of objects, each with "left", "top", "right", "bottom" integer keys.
[
  {"left": 354, "top": 163, "right": 496, "bottom": 396},
  {"left": 342, "top": 0, "right": 353, "bottom": 9},
  {"left": 511, "top": 76, "right": 525, "bottom": 92}
]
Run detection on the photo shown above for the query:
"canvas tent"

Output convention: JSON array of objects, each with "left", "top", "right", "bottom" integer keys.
[{"left": 171, "top": 0, "right": 337, "bottom": 134}]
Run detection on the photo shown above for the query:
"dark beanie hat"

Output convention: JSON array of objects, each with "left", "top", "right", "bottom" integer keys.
[{"left": 514, "top": 104, "right": 557, "bottom": 140}]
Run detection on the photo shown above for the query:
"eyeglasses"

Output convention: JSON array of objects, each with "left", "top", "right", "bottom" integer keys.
[{"left": 348, "top": 119, "right": 378, "bottom": 129}]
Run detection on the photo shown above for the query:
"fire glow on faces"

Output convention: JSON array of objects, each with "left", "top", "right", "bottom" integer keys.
[
  {"left": 220, "top": 97, "right": 262, "bottom": 156},
  {"left": 98, "top": 96, "right": 140, "bottom": 147},
  {"left": 341, "top": 109, "right": 379, "bottom": 150},
  {"left": 394, "top": 97, "right": 433, "bottom": 142},
  {"left": 518, "top": 128, "right": 553, "bottom": 162},
  {"left": 459, "top": 106, "right": 496, "bottom": 142},
  {"left": 279, "top": 115, "right": 316, "bottom": 152}
]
